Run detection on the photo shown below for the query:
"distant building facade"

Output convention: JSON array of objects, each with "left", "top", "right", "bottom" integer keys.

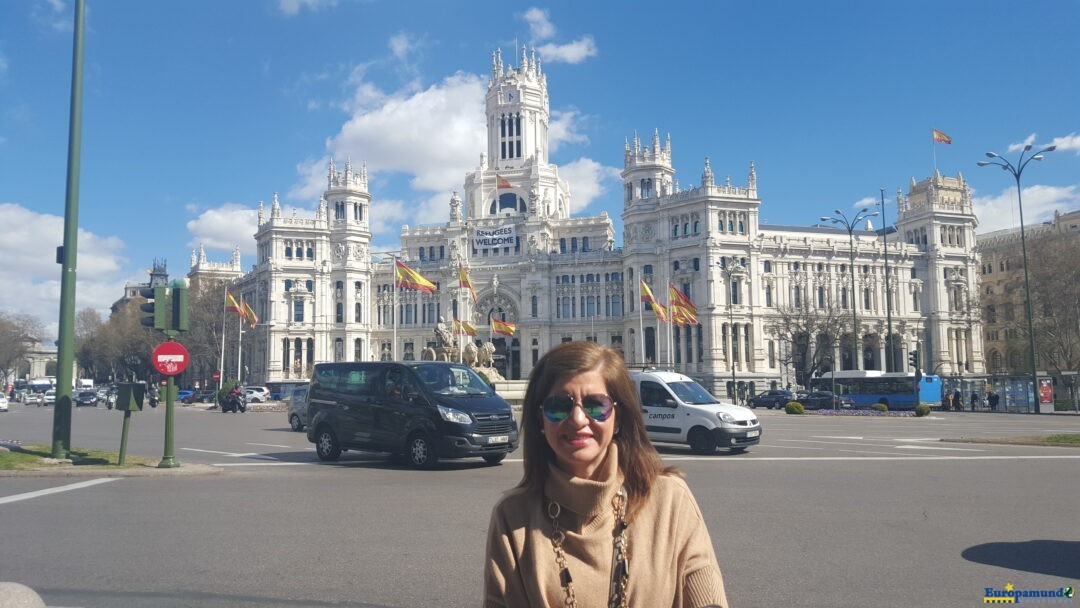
[{"left": 191, "top": 49, "right": 984, "bottom": 396}]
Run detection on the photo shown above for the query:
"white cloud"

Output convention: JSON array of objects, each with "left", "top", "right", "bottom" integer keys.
[
  {"left": 1050, "top": 132, "right": 1080, "bottom": 154},
  {"left": 852, "top": 196, "right": 877, "bottom": 210},
  {"left": 522, "top": 8, "right": 557, "bottom": 41},
  {"left": 537, "top": 36, "right": 598, "bottom": 64},
  {"left": 972, "top": 184, "right": 1080, "bottom": 233},
  {"left": 1007, "top": 133, "right": 1037, "bottom": 153},
  {"left": 548, "top": 108, "right": 588, "bottom": 152},
  {"left": 323, "top": 72, "right": 487, "bottom": 194},
  {"left": 278, "top": 0, "right": 339, "bottom": 16},
  {"left": 31, "top": 0, "right": 72, "bottom": 32},
  {"left": 558, "top": 158, "right": 621, "bottom": 214},
  {"left": 185, "top": 204, "right": 261, "bottom": 255},
  {"left": 0, "top": 203, "right": 130, "bottom": 342},
  {"left": 388, "top": 32, "right": 417, "bottom": 63},
  {"left": 0, "top": 55, "right": 9, "bottom": 75}
]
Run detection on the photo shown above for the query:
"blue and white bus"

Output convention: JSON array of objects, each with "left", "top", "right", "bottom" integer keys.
[{"left": 810, "top": 371, "right": 942, "bottom": 410}]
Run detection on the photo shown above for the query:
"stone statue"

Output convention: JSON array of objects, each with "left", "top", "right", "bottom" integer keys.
[
  {"left": 463, "top": 342, "right": 479, "bottom": 367},
  {"left": 477, "top": 341, "right": 496, "bottom": 368},
  {"left": 435, "top": 316, "right": 453, "bottom": 349}
]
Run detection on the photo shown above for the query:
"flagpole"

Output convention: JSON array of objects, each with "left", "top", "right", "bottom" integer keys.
[
  {"left": 392, "top": 254, "right": 398, "bottom": 360},
  {"left": 237, "top": 304, "right": 243, "bottom": 385},
  {"left": 638, "top": 283, "right": 644, "bottom": 366},
  {"left": 218, "top": 286, "right": 227, "bottom": 391},
  {"left": 932, "top": 133, "right": 937, "bottom": 175}
]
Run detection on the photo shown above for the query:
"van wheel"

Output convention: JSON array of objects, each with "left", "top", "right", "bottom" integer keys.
[
  {"left": 408, "top": 432, "right": 439, "bottom": 469},
  {"left": 289, "top": 414, "right": 304, "bottom": 432},
  {"left": 315, "top": 426, "right": 341, "bottom": 461},
  {"left": 482, "top": 453, "right": 506, "bottom": 465},
  {"left": 688, "top": 428, "right": 717, "bottom": 455}
]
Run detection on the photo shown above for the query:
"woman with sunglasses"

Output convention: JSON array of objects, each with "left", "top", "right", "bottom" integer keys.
[{"left": 484, "top": 341, "right": 728, "bottom": 607}]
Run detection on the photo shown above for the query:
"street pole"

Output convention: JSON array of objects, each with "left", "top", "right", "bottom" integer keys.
[
  {"left": 719, "top": 260, "right": 742, "bottom": 402},
  {"left": 978, "top": 144, "right": 1056, "bottom": 413},
  {"left": 823, "top": 208, "right": 878, "bottom": 373},
  {"left": 52, "top": 0, "right": 86, "bottom": 459},
  {"left": 880, "top": 188, "right": 894, "bottom": 372}
]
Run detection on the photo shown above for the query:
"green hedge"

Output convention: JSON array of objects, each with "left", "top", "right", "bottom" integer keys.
[
  {"left": 914, "top": 404, "right": 931, "bottom": 417},
  {"left": 871, "top": 403, "right": 889, "bottom": 412},
  {"left": 785, "top": 401, "right": 805, "bottom": 415}
]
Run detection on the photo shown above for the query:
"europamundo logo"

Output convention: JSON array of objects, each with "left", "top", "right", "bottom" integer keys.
[{"left": 983, "top": 583, "right": 1075, "bottom": 604}]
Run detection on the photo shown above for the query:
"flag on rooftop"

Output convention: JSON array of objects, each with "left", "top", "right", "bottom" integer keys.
[
  {"left": 496, "top": 174, "right": 512, "bottom": 189},
  {"left": 932, "top": 129, "right": 952, "bottom": 144}
]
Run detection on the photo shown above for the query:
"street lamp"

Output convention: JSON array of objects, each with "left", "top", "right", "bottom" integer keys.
[
  {"left": 822, "top": 207, "right": 879, "bottom": 371},
  {"left": 879, "top": 188, "right": 895, "bottom": 372},
  {"left": 978, "top": 143, "right": 1055, "bottom": 412},
  {"left": 718, "top": 258, "right": 746, "bottom": 402}
]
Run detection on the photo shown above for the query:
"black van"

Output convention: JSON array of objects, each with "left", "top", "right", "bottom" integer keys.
[{"left": 306, "top": 361, "right": 518, "bottom": 469}]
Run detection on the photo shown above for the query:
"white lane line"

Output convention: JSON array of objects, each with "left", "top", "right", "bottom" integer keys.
[
  {"left": 214, "top": 462, "right": 314, "bottom": 467},
  {"left": 813, "top": 436, "right": 864, "bottom": 440},
  {"left": 896, "top": 444, "right": 984, "bottom": 451},
  {"left": 778, "top": 439, "right": 897, "bottom": 448},
  {"left": 663, "top": 455, "right": 1080, "bottom": 461},
  {"left": 245, "top": 443, "right": 290, "bottom": 448},
  {"left": 762, "top": 445, "right": 825, "bottom": 450},
  {"left": 181, "top": 448, "right": 279, "bottom": 460},
  {"left": 0, "top": 478, "right": 119, "bottom": 506},
  {"left": 838, "top": 449, "right": 924, "bottom": 456}
]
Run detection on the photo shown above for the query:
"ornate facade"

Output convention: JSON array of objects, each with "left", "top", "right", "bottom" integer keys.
[{"left": 190, "top": 48, "right": 984, "bottom": 397}]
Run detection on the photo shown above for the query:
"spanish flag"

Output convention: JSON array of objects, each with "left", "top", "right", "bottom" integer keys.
[
  {"left": 652, "top": 300, "right": 670, "bottom": 323},
  {"left": 241, "top": 298, "right": 258, "bottom": 329},
  {"left": 671, "top": 304, "right": 698, "bottom": 326},
  {"left": 496, "top": 174, "right": 512, "bottom": 189},
  {"left": 458, "top": 263, "right": 477, "bottom": 302},
  {"left": 394, "top": 260, "right": 437, "bottom": 294},
  {"left": 668, "top": 284, "right": 697, "bottom": 314},
  {"left": 932, "top": 129, "right": 952, "bottom": 144},
  {"left": 491, "top": 318, "right": 516, "bottom": 336},
  {"left": 225, "top": 290, "right": 244, "bottom": 315},
  {"left": 453, "top": 318, "right": 477, "bottom": 336},
  {"left": 640, "top": 278, "right": 657, "bottom": 303}
]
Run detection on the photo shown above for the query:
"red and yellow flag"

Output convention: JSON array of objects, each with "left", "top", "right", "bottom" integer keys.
[
  {"left": 458, "top": 263, "right": 477, "bottom": 302},
  {"left": 668, "top": 284, "right": 698, "bottom": 326},
  {"left": 395, "top": 260, "right": 436, "bottom": 294},
  {"left": 491, "top": 318, "right": 517, "bottom": 336},
  {"left": 453, "top": 318, "right": 477, "bottom": 336},
  {"left": 652, "top": 300, "right": 670, "bottom": 323},
  {"left": 496, "top": 174, "right": 512, "bottom": 189},
  {"left": 640, "top": 279, "right": 669, "bottom": 322},
  {"left": 932, "top": 129, "right": 952, "bottom": 144},
  {"left": 225, "top": 290, "right": 244, "bottom": 315},
  {"left": 241, "top": 298, "right": 258, "bottom": 329},
  {"left": 640, "top": 278, "right": 657, "bottom": 303}
]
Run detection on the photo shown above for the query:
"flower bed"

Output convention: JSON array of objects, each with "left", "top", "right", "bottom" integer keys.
[{"left": 804, "top": 409, "right": 916, "bottom": 417}]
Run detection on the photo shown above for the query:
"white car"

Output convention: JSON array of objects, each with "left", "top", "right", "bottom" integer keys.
[
  {"left": 0, "top": 394, "right": 8, "bottom": 412},
  {"left": 44, "top": 389, "right": 56, "bottom": 405},
  {"left": 243, "top": 388, "right": 267, "bottom": 403}
]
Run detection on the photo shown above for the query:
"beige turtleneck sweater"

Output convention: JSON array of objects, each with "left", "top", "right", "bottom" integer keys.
[{"left": 484, "top": 444, "right": 728, "bottom": 607}]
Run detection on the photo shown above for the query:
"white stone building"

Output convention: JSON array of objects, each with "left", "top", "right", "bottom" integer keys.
[{"left": 190, "top": 48, "right": 984, "bottom": 398}]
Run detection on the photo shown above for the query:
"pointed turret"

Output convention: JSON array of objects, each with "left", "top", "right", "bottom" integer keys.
[
  {"left": 271, "top": 192, "right": 281, "bottom": 218},
  {"left": 258, "top": 200, "right": 265, "bottom": 225},
  {"left": 701, "top": 157, "right": 715, "bottom": 187},
  {"left": 748, "top": 160, "right": 757, "bottom": 191}
]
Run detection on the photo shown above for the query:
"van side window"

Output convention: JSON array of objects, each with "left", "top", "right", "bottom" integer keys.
[
  {"left": 640, "top": 381, "right": 674, "bottom": 408},
  {"left": 313, "top": 367, "right": 340, "bottom": 391},
  {"left": 345, "top": 369, "right": 374, "bottom": 396}
]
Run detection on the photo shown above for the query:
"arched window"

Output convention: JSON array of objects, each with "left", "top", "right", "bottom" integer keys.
[
  {"left": 284, "top": 280, "right": 293, "bottom": 292},
  {"left": 355, "top": 302, "right": 362, "bottom": 323},
  {"left": 490, "top": 193, "right": 525, "bottom": 214},
  {"left": 738, "top": 220, "right": 745, "bottom": 233},
  {"left": 284, "top": 243, "right": 293, "bottom": 258},
  {"left": 672, "top": 224, "right": 679, "bottom": 238},
  {"left": 793, "top": 286, "right": 802, "bottom": 307},
  {"left": 673, "top": 261, "right": 680, "bottom": 272},
  {"left": 306, "top": 245, "right": 314, "bottom": 259},
  {"left": 693, "top": 220, "right": 700, "bottom": 234},
  {"left": 571, "top": 237, "right": 578, "bottom": 252},
  {"left": 336, "top": 302, "right": 344, "bottom": 323},
  {"left": 429, "top": 246, "right": 435, "bottom": 260},
  {"left": 683, "top": 222, "right": 689, "bottom": 235},
  {"left": 531, "top": 295, "right": 538, "bottom": 317},
  {"left": 625, "top": 183, "right": 633, "bottom": 202},
  {"left": 306, "top": 280, "right": 314, "bottom": 292},
  {"left": 764, "top": 261, "right": 772, "bottom": 273},
  {"left": 582, "top": 236, "right": 589, "bottom": 251},
  {"left": 559, "top": 238, "right": 566, "bottom": 253}
]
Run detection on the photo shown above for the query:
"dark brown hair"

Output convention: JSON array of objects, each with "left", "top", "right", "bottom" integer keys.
[{"left": 517, "top": 341, "right": 676, "bottom": 520}]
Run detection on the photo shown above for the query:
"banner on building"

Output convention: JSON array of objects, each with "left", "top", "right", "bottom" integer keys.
[{"left": 473, "top": 224, "right": 517, "bottom": 249}]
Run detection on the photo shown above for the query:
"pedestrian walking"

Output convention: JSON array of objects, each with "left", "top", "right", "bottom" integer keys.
[
  {"left": 970, "top": 391, "right": 979, "bottom": 411},
  {"left": 988, "top": 391, "right": 1000, "bottom": 412},
  {"left": 953, "top": 389, "right": 963, "bottom": 412},
  {"left": 484, "top": 341, "right": 729, "bottom": 607}
]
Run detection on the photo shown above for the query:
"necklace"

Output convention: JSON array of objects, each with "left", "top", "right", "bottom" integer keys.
[{"left": 547, "top": 486, "right": 629, "bottom": 608}]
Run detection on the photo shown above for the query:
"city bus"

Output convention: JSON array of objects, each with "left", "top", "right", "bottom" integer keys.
[{"left": 810, "top": 370, "right": 942, "bottom": 410}]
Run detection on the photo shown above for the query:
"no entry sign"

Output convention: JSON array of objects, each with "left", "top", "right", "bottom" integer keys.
[{"left": 152, "top": 341, "right": 190, "bottom": 376}]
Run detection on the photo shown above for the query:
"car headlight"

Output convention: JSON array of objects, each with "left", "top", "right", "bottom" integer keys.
[
  {"left": 717, "top": 412, "right": 736, "bottom": 423},
  {"left": 437, "top": 404, "right": 472, "bottom": 424}
]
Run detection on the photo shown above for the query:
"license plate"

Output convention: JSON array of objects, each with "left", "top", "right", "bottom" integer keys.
[
  {"left": 746, "top": 430, "right": 760, "bottom": 438},
  {"left": 487, "top": 435, "right": 508, "bottom": 444}
]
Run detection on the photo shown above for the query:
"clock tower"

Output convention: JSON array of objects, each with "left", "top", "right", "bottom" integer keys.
[{"left": 485, "top": 46, "right": 550, "bottom": 170}]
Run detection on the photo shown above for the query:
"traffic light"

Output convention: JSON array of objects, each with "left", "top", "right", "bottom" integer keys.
[
  {"left": 907, "top": 350, "right": 920, "bottom": 370},
  {"left": 139, "top": 286, "right": 170, "bottom": 330},
  {"left": 171, "top": 283, "right": 189, "bottom": 332}
]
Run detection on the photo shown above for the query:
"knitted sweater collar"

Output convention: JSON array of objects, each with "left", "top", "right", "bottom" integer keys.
[{"left": 543, "top": 443, "right": 622, "bottom": 520}]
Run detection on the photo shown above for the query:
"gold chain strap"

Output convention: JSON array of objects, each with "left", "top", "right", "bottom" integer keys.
[{"left": 547, "top": 487, "right": 629, "bottom": 608}]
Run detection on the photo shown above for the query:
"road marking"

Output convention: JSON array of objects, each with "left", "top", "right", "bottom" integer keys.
[
  {"left": 838, "top": 449, "right": 923, "bottom": 456},
  {"left": 214, "top": 462, "right": 313, "bottom": 467},
  {"left": 181, "top": 448, "right": 279, "bottom": 460},
  {"left": 813, "top": 436, "right": 864, "bottom": 440},
  {"left": 662, "top": 455, "right": 1080, "bottom": 461},
  {"left": 895, "top": 444, "right": 983, "bottom": 451},
  {"left": 245, "top": 443, "right": 290, "bottom": 448},
  {"left": 763, "top": 444, "right": 825, "bottom": 450},
  {"left": 779, "top": 439, "right": 897, "bottom": 448},
  {"left": 0, "top": 478, "right": 118, "bottom": 506}
]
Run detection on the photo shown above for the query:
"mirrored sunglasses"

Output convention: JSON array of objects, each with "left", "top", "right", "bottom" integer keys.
[{"left": 541, "top": 393, "right": 616, "bottom": 423}]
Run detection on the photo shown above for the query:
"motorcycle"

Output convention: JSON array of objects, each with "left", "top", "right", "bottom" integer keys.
[{"left": 221, "top": 392, "right": 246, "bottom": 413}]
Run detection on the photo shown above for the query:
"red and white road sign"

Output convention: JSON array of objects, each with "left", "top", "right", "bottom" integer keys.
[
  {"left": 211, "top": 371, "right": 221, "bottom": 382},
  {"left": 152, "top": 341, "right": 190, "bottom": 376}
]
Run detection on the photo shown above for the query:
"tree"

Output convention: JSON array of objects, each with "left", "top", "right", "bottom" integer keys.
[
  {"left": 1026, "top": 233, "right": 1080, "bottom": 378},
  {"left": 0, "top": 312, "right": 44, "bottom": 386},
  {"left": 765, "top": 302, "right": 849, "bottom": 388},
  {"left": 74, "top": 308, "right": 107, "bottom": 380}
]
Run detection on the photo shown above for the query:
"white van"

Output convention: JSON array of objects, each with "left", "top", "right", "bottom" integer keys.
[{"left": 630, "top": 370, "right": 761, "bottom": 454}]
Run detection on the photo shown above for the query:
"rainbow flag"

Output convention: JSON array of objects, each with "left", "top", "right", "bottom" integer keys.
[
  {"left": 453, "top": 318, "right": 477, "bottom": 336},
  {"left": 491, "top": 318, "right": 517, "bottom": 336},
  {"left": 241, "top": 298, "right": 258, "bottom": 329},
  {"left": 932, "top": 129, "right": 952, "bottom": 144},
  {"left": 395, "top": 260, "right": 436, "bottom": 294},
  {"left": 458, "top": 263, "right": 477, "bottom": 302}
]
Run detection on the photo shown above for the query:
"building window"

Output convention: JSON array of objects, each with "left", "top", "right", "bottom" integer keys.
[
  {"left": 336, "top": 303, "right": 344, "bottom": 323},
  {"left": 764, "top": 261, "right": 772, "bottom": 273},
  {"left": 293, "top": 300, "right": 304, "bottom": 323},
  {"left": 306, "top": 280, "right": 314, "bottom": 292},
  {"left": 817, "top": 286, "right": 826, "bottom": 308},
  {"left": 765, "top": 285, "right": 773, "bottom": 307},
  {"left": 793, "top": 286, "right": 802, "bottom": 307},
  {"left": 531, "top": 295, "right": 538, "bottom": 317}
]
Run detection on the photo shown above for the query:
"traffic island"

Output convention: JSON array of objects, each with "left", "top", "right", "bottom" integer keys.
[
  {"left": 0, "top": 441, "right": 221, "bottom": 477},
  {"left": 941, "top": 434, "right": 1080, "bottom": 448}
]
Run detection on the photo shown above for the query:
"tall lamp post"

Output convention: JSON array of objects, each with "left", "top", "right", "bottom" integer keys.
[
  {"left": 822, "top": 208, "right": 879, "bottom": 371},
  {"left": 879, "top": 188, "right": 895, "bottom": 372},
  {"left": 718, "top": 258, "right": 745, "bottom": 402},
  {"left": 978, "top": 143, "right": 1055, "bottom": 412}
]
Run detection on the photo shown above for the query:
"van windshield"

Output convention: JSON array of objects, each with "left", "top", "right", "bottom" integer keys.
[
  {"left": 668, "top": 381, "right": 719, "bottom": 405},
  {"left": 410, "top": 364, "right": 492, "bottom": 396}
]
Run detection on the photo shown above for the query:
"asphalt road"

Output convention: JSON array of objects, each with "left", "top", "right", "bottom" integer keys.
[{"left": 2, "top": 403, "right": 1079, "bottom": 607}]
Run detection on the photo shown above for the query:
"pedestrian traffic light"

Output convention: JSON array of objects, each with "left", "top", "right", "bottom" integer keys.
[
  {"left": 907, "top": 350, "right": 919, "bottom": 370},
  {"left": 139, "top": 286, "right": 170, "bottom": 330}
]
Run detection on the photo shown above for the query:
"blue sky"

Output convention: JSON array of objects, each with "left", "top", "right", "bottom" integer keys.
[{"left": 2, "top": 0, "right": 1078, "bottom": 341}]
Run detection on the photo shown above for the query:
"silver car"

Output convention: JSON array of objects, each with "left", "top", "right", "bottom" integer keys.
[{"left": 287, "top": 385, "right": 309, "bottom": 432}]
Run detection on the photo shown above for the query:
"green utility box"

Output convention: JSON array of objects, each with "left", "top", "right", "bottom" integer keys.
[{"left": 116, "top": 383, "right": 145, "bottom": 412}]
